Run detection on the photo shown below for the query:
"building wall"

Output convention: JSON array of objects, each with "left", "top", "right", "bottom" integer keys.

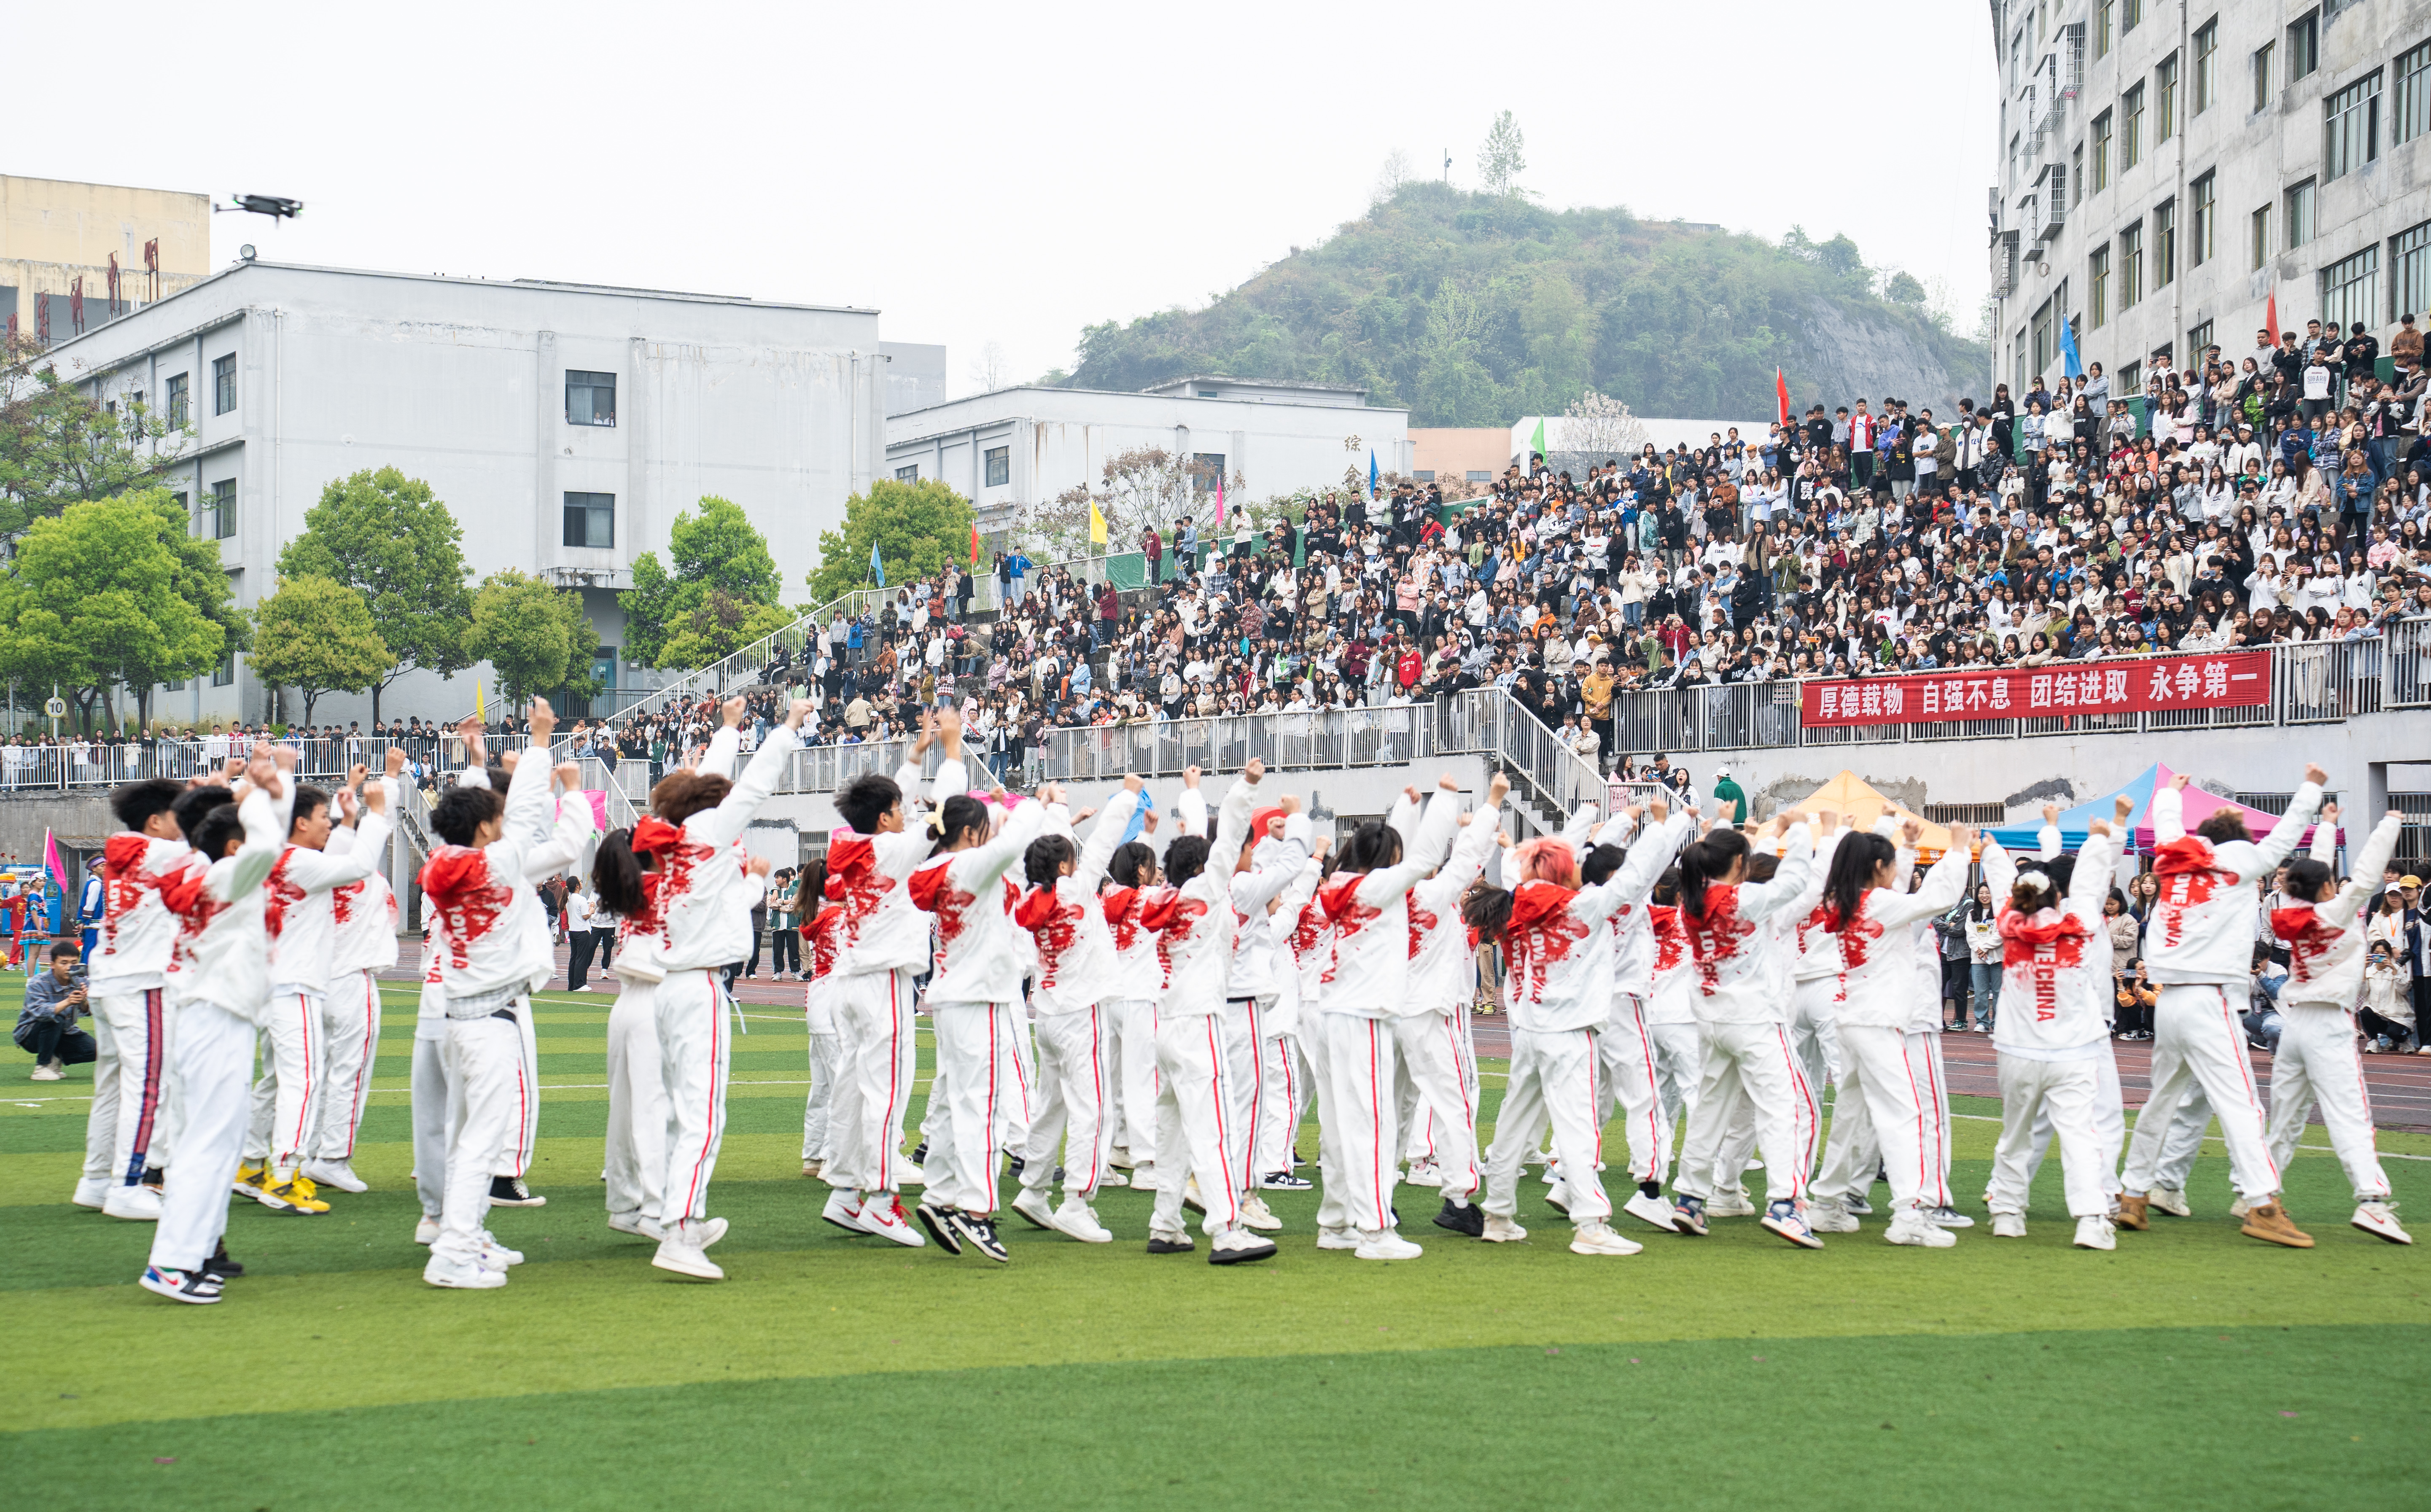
[
  {"left": 879, "top": 341, "right": 946, "bottom": 416},
  {"left": 1994, "top": 0, "right": 2431, "bottom": 395},
  {"left": 1409, "top": 427, "right": 1512, "bottom": 482},
  {"left": 0, "top": 174, "right": 213, "bottom": 342},
  {"left": 35, "top": 261, "right": 883, "bottom": 727}
]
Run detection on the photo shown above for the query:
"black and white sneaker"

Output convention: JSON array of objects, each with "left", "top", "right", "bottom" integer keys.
[
  {"left": 1259, "top": 1170, "right": 1314, "bottom": 1191},
  {"left": 915, "top": 1202, "right": 963, "bottom": 1254},
  {"left": 140, "top": 1166, "right": 166, "bottom": 1194},
  {"left": 1005, "top": 1154, "right": 1026, "bottom": 1181},
  {"left": 487, "top": 1176, "right": 547, "bottom": 1207},
  {"left": 1842, "top": 1192, "right": 1874, "bottom": 1216},
  {"left": 1432, "top": 1197, "right": 1484, "bottom": 1237},
  {"left": 204, "top": 1239, "right": 243, "bottom": 1280},
  {"left": 910, "top": 1140, "right": 930, "bottom": 1167},
  {"left": 140, "top": 1265, "right": 223, "bottom": 1305},
  {"left": 948, "top": 1211, "right": 1011, "bottom": 1263},
  {"left": 1146, "top": 1231, "right": 1196, "bottom": 1254}
]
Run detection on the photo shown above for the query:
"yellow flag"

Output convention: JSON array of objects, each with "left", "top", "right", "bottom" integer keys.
[
  {"left": 1088, "top": 498, "right": 1108, "bottom": 546},
  {"left": 474, "top": 679, "right": 485, "bottom": 721}
]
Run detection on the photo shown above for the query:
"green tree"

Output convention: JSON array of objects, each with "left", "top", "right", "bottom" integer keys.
[
  {"left": 466, "top": 569, "right": 601, "bottom": 710},
  {"left": 1476, "top": 110, "right": 1528, "bottom": 198},
  {"left": 806, "top": 478, "right": 975, "bottom": 602},
  {"left": 619, "top": 495, "right": 789, "bottom": 668},
  {"left": 0, "top": 332, "right": 193, "bottom": 540},
  {"left": 0, "top": 490, "right": 228, "bottom": 732},
  {"left": 247, "top": 576, "right": 391, "bottom": 725},
  {"left": 275, "top": 467, "right": 474, "bottom": 721}
]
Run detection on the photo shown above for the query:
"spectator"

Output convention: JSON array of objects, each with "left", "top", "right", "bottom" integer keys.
[
  {"left": 768, "top": 867, "right": 803, "bottom": 980},
  {"left": 15, "top": 942, "right": 92, "bottom": 1081},
  {"left": 1964, "top": 882, "right": 2002, "bottom": 1030}
]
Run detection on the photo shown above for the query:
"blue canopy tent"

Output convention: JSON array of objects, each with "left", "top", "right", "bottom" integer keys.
[{"left": 1985, "top": 762, "right": 2339, "bottom": 855}]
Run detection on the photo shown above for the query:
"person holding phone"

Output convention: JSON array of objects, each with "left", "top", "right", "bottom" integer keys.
[{"left": 16, "top": 943, "right": 93, "bottom": 1080}]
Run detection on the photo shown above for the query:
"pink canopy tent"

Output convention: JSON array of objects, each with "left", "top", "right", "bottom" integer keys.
[{"left": 2129, "top": 763, "right": 2339, "bottom": 853}]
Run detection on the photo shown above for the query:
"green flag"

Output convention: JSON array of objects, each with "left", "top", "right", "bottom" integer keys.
[{"left": 1530, "top": 417, "right": 1547, "bottom": 465}]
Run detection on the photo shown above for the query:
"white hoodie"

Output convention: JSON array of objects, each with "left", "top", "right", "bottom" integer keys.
[
  {"left": 1227, "top": 811, "right": 1314, "bottom": 1002},
  {"left": 1825, "top": 845, "right": 1972, "bottom": 1030},
  {"left": 2146, "top": 780, "right": 2322, "bottom": 985},
  {"left": 1680, "top": 825, "right": 1817, "bottom": 1024},
  {"left": 1502, "top": 831, "right": 1677, "bottom": 1036},
  {"left": 164, "top": 785, "right": 290, "bottom": 1023},
  {"left": 1979, "top": 826, "right": 2121, "bottom": 1058},
  {"left": 2277, "top": 812, "right": 2404, "bottom": 1011},
  {"left": 830, "top": 754, "right": 967, "bottom": 979},
  {"left": 265, "top": 803, "right": 394, "bottom": 996},
  {"left": 912, "top": 797, "right": 1047, "bottom": 1006},
  {"left": 90, "top": 831, "right": 195, "bottom": 998},
  {"left": 656, "top": 725, "right": 801, "bottom": 974},
  {"left": 1317, "top": 789, "right": 1461, "bottom": 1019},
  {"left": 417, "top": 745, "right": 562, "bottom": 1009},
  {"left": 1146, "top": 775, "right": 1260, "bottom": 1017},
  {"left": 1017, "top": 790, "right": 1139, "bottom": 1016},
  {"left": 1408, "top": 796, "right": 1506, "bottom": 1014}
]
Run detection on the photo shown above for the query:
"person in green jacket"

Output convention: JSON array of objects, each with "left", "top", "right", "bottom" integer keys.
[{"left": 1712, "top": 765, "right": 1748, "bottom": 825}]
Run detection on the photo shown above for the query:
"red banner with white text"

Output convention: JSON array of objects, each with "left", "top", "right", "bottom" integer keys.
[{"left": 1798, "top": 650, "right": 2272, "bottom": 727}]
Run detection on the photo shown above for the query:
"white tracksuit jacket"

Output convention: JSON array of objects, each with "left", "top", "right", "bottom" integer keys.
[
  {"left": 90, "top": 832, "right": 194, "bottom": 999},
  {"left": 1679, "top": 826, "right": 1817, "bottom": 1024},
  {"left": 2146, "top": 781, "right": 2322, "bottom": 985},
  {"left": 1144, "top": 777, "right": 1260, "bottom": 1017},
  {"left": 829, "top": 755, "right": 966, "bottom": 981},
  {"left": 1316, "top": 791, "right": 1460, "bottom": 1018},
  {"left": 910, "top": 799, "right": 1046, "bottom": 1006},
  {"left": 1979, "top": 830, "right": 2121, "bottom": 1056},
  {"left": 1018, "top": 791, "right": 1139, "bottom": 1016},
  {"left": 2276, "top": 813, "right": 2404, "bottom": 1010},
  {"left": 165, "top": 787, "right": 291, "bottom": 1020},
  {"left": 1408, "top": 799, "right": 1506, "bottom": 1013},
  {"left": 1825, "top": 848, "right": 1971, "bottom": 1028}
]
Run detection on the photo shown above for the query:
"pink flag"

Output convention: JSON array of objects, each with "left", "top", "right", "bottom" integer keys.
[{"left": 42, "top": 829, "right": 68, "bottom": 899}]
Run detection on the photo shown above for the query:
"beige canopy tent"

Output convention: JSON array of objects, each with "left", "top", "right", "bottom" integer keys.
[{"left": 1775, "top": 771, "right": 1954, "bottom": 858}]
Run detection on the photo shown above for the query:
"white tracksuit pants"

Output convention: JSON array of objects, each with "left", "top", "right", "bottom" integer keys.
[
  {"left": 1252, "top": 1027, "right": 1310, "bottom": 1177},
  {"left": 1676, "top": 1020, "right": 1815, "bottom": 1206},
  {"left": 1482, "top": 1024, "right": 1610, "bottom": 1225},
  {"left": 244, "top": 988, "right": 325, "bottom": 1172},
  {"left": 1151, "top": 1011, "right": 1242, "bottom": 1237},
  {"left": 1023, "top": 1004, "right": 1112, "bottom": 1199},
  {"left": 1987, "top": 1052, "right": 2111, "bottom": 1219},
  {"left": 1648, "top": 1020, "right": 1701, "bottom": 1133},
  {"left": 1394, "top": 1010, "right": 1481, "bottom": 1203},
  {"left": 1788, "top": 979, "right": 1841, "bottom": 1121},
  {"left": 1221, "top": 997, "right": 1270, "bottom": 1197},
  {"left": 801, "top": 1028, "right": 840, "bottom": 1165},
  {"left": 433, "top": 1006, "right": 522, "bottom": 1266},
  {"left": 603, "top": 978, "right": 666, "bottom": 1226},
  {"left": 311, "top": 969, "right": 382, "bottom": 1163},
  {"left": 1916, "top": 1030, "right": 1954, "bottom": 1195},
  {"left": 2024, "top": 1038, "right": 2125, "bottom": 1196},
  {"left": 994, "top": 1009, "right": 1036, "bottom": 1159},
  {"left": 1107, "top": 997, "right": 1159, "bottom": 1158},
  {"left": 1321, "top": 1012, "right": 1405, "bottom": 1232},
  {"left": 85, "top": 987, "right": 169, "bottom": 1188},
  {"left": 1813, "top": 1024, "right": 1946, "bottom": 1215},
  {"left": 411, "top": 1033, "right": 449, "bottom": 1218},
  {"left": 2144, "top": 1082, "right": 2214, "bottom": 1193},
  {"left": 1596, "top": 995, "right": 1672, "bottom": 1189},
  {"left": 925, "top": 999, "right": 1016, "bottom": 1214},
  {"left": 146, "top": 998, "right": 253, "bottom": 1276},
  {"left": 2122, "top": 983, "right": 2281, "bottom": 1202},
  {"left": 828, "top": 968, "right": 917, "bottom": 1194},
  {"left": 655, "top": 969, "right": 732, "bottom": 1228},
  {"left": 1299, "top": 1012, "right": 1352, "bottom": 1232},
  {"left": 2265, "top": 1004, "right": 2392, "bottom": 1200}
]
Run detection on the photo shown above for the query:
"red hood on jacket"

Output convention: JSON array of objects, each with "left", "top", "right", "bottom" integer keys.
[
  {"left": 103, "top": 832, "right": 153, "bottom": 877},
  {"left": 2270, "top": 904, "right": 2335, "bottom": 944},
  {"left": 1508, "top": 880, "right": 1578, "bottom": 935},
  {"left": 2153, "top": 835, "right": 2219, "bottom": 877},
  {"left": 418, "top": 847, "right": 495, "bottom": 910},
  {"left": 630, "top": 815, "right": 684, "bottom": 856},
  {"left": 1014, "top": 885, "right": 1061, "bottom": 931},
  {"left": 1997, "top": 905, "right": 2094, "bottom": 947}
]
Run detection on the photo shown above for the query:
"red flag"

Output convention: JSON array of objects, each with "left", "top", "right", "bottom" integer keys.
[
  {"left": 2265, "top": 288, "right": 2279, "bottom": 343},
  {"left": 1775, "top": 368, "right": 1790, "bottom": 425},
  {"left": 969, "top": 521, "right": 980, "bottom": 566}
]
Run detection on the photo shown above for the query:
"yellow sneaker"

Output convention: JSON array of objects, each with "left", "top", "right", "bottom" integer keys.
[
  {"left": 260, "top": 1173, "right": 331, "bottom": 1215},
  {"left": 232, "top": 1164, "right": 267, "bottom": 1197}
]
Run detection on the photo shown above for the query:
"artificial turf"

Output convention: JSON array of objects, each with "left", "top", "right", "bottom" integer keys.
[{"left": 4, "top": 985, "right": 2428, "bottom": 1509}]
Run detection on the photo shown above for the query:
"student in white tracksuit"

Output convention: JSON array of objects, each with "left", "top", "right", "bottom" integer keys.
[
  {"left": 1221, "top": 796, "right": 1310, "bottom": 1230},
  {"left": 2119, "top": 768, "right": 2324, "bottom": 1246},
  {"left": 140, "top": 757, "right": 288, "bottom": 1304},
  {"left": 2008, "top": 810, "right": 2130, "bottom": 1208},
  {"left": 1009, "top": 782, "right": 1142, "bottom": 1244},
  {"left": 1583, "top": 805, "right": 1696, "bottom": 1235},
  {"left": 1260, "top": 843, "right": 1327, "bottom": 1190},
  {"left": 78, "top": 779, "right": 193, "bottom": 1221},
  {"left": 1786, "top": 819, "right": 1854, "bottom": 1183},
  {"left": 1804, "top": 822, "right": 1973, "bottom": 1246},
  {"left": 1643, "top": 892, "right": 1700, "bottom": 1133},
  {"left": 1670, "top": 817, "right": 1823, "bottom": 1247},
  {"left": 909, "top": 783, "right": 1047, "bottom": 1261},
  {"left": 2265, "top": 803, "right": 2412, "bottom": 1244},
  {"left": 819, "top": 711, "right": 964, "bottom": 1248},
  {"left": 800, "top": 880, "right": 842, "bottom": 1179},
  {"left": 1282, "top": 845, "right": 1351, "bottom": 1240},
  {"left": 1098, "top": 839, "right": 1163, "bottom": 1192},
  {"left": 306, "top": 757, "right": 408, "bottom": 1197},
  {"left": 1977, "top": 809, "right": 2127, "bottom": 1249},
  {"left": 1403, "top": 774, "right": 1511, "bottom": 1238},
  {"left": 1139, "top": 762, "right": 1277, "bottom": 1264}
]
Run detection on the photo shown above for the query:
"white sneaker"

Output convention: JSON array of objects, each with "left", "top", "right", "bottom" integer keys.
[
  {"left": 1095, "top": 1167, "right": 1128, "bottom": 1189},
  {"left": 859, "top": 1193, "right": 928, "bottom": 1247},
  {"left": 607, "top": 1211, "right": 665, "bottom": 1240},
  {"left": 1010, "top": 1187, "right": 1058, "bottom": 1231},
  {"left": 300, "top": 1159, "right": 368, "bottom": 1194},
  {"left": 2148, "top": 1186, "right": 2192, "bottom": 1218},
  {"left": 2229, "top": 1195, "right": 2254, "bottom": 1220},
  {"left": 1991, "top": 1213, "right": 2028, "bottom": 1238},
  {"left": 650, "top": 1236, "right": 724, "bottom": 1280},
  {"left": 424, "top": 1254, "right": 508, "bottom": 1289},
  {"left": 414, "top": 1214, "right": 441, "bottom": 1245},
  {"left": 801, "top": 1158, "right": 824, "bottom": 1179},
  {"left": 1239, "top": 1194, "right": 1282, "bottom": 1232},
  {"left": 1128, "top": 1163, "right": 1158, "bottom": 1194},
  {"left": 1622, "top": 1189, "right": 1680, "bottom": 1232},
  {"left": 1404, "top": 1159, "right": 1444, "bottom": 1188},
  {"left": 1050, "top": 1196, "right": 1114, "bottom": 1243},
  {"left": 2072, "top": 1215, "right": 2117, "bottom": 1251},
  {"left": 102, "top": 1184, "right": 162, "bottom": 1221},
  {"left": 1183, "top": 1175, "right": 1207, "bottom": 1213},
  {"left": 1707, "top": 1189, "right": 1758, "bottom": 1219},
  {"left": 1481, "top": 1214, "right": 1529, "bottom": 1243},
  {"left": 1922, "top": 1205, "right": 1975, "bottom": 1229},
  {"left": 1806, "top": 1197, "right": 1861, "bottom": 1233},
  {"left": 1208, "top": 1229, "right": 1278, "bottom": 1264},
  {"left": 479, "top": 1231, "right": 525, "bottom": 1267},
  {"left": 1353, "top": 1229, "right": 1424, "bottom": 1261},
  {"left": 1569, "top": 1221, "right": 1643, "bottom": 1256},
  {"left": 1885, "top": 1212, "right": 1957, "bottom": 1248},
  {"left": 895, "top": 1160, "right": 927, "bottom": 1188},
  {"left": 675, "top": 1217, "right": 728, "bottom": 1250},
  {"left": 30, "top": 1062, "right": 63, "bottom": 1082},
  {"left": 2353, "top": 1200, "right": 2413, "bottom": 1245},
  {"left": 1316, "top": 1224, "right": 1360, "bottom": 1250},
  {"left": 1106, "top": 1146, "right": 1135, "bottom": 1170},
  {"left": 71, "top": 1176, "right": 109, "bottom": 1210}
]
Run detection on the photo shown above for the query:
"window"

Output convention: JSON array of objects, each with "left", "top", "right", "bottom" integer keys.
[
  {"left": 2032, "top": 297, "right": 2058, "bottom": 378},
  {"left": 2156, "top": 54, "right": 2180, "bottom": 143},
  {"left": 2395, "top": 220, "right": 2431, "bottom": 324},
  {"left": 2091, "top": 111, "right": 2113, "bottom": 191},
  {"left": 2399, "top": 40, "right": 2431, "bottom": 145},
  {"left": 1190, "top": 452, "right": 1226, "bottom": 492},
  {"left": 2118, "top": 360, "right": 2141, "bottom": 396},
  {"left": 1465, "top": 470, "right": 1492, "bottom": 482},
  {"left": 2254, "top": 41, "right": 2277, "bottom": 111},
  {"left": 2190, "top": 171, "right": 2216, "bottom": 266},
  {"left": 2188, "top": 320, "right": 2215, "bottom": 361},
  {"left": 207, "top": 479, "right": 235, "bottom": 540},
  {"left": 2094, "top": 0, "right": 2112, "bottom": 59},
  {"left": 2121, "top": 0, "right": 2141, "bottom": 32},
  {"left": 2193, "top": 19, "right": 2218, "bottom": 114},
  {"left": 2120, "top": 223, "right": 2144, "bottom": 309},
  {"left": 211, "top": 354, "right": 235, "bottom": 415},
  {"left": 2288, "top": 11, "right": 2318, "bottom": 83},
  {"left": 1196, "top": 388, "right": 1220, "bottom": 398},
  {"left": 165, "top": 372, "right": 188, "bottom": 429},
  {"left": 564, "top": 370, "right": 616, "bottom": 426},
  {"left": 895, "top": 463, "right": 919, "bottom": 482},
  {"left": 2321, "top": 247, "right": 2380, "bottom": 334},
  {"left": 983, "top": 446, "right": 1009, "bottom": 487},
  {"left": 2287, "top": 178, "right": 2316, "bottom": 249},
  {"left": 2122, "top": 83, "right": 2145, "bottom": 169},
  {"left": 2154, "top": 200, "right": 2177, "bottom": 288},
  {"left": 211, "top": 652, "right": 234, "bottom": 689},
  {"left": 2089, "top": 245, "right": 2112, "bottom": 327},
  {"left": 1415, "top": 470, "right": 1436, "bottom": 482},
  {"left": 562, "top": 492, "right": 614, "bottom": 549},
  {"left": 2325, "top": 72, "right": 2383, "bottom": 180},
  {"left": 2072, "top": 143, "right": 2085, "bottom": 206}
]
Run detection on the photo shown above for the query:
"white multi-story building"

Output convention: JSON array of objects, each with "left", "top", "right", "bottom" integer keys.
[
  {"left": 1991, "top": 0, "right": 2431, "bottom": 396},
  {"left": 34, "top": 258, "right": 889, "bottom": 725}
]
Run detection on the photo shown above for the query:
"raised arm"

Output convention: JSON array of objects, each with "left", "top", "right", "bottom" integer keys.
[
  {"left": 2063, "top": 825, "right": 2120, "bottom": 925},
  {"left": 692, "top": 719, "right": 805, "bottom": 851},
  {"left": 2237, "top": 767, "right": 2326, "bottom": 882},
  {"left": 2307, "top": 800, "right": 2339, "bottom": 867},
  {"left": 959, "top": 797, "right": 1048, "bottom": 892},
  {"left": 2151, "top": 780, "right": 2187, "bottom": 846},
  {"left": 2327, "top": 812, "right": 2407, "bottom": 928},
  {"left": 1206, "top": 764, "right": 1263, "bottom": 880},
  {"left": 1072, "top": 783, "right": 1143, "bottom": 894},
  {"left": 1737, "top": 821, "right": 1815, "bottom": 924},
  {"left": 218, "top": 784, "right": 289, "bottom": 901},
  {"left": 1869, "top": 837, "right": 1974, "bottom": 929},
  {"left": 1357, "top": 785, "right": 1462, "bottom": 908},
  {"left": 1238, "top": 811, "right": 1315, "bottom": 913},
  {"left": 1978, "top": 837, "right": 2018, "bottom": 900}
]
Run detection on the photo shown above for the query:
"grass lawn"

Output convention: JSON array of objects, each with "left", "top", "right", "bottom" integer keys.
[{"left": 4, "top": 985, "right": 2426, "bottom": 1510}]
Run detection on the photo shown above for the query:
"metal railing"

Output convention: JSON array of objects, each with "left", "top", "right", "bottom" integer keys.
[{"left": 0, "top": 731, "right": 546, "bottom": 795}]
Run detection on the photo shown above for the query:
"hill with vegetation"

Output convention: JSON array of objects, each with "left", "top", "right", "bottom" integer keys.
[{"left": 1051, "top": 182, "right": 1988, "bottom": 426}]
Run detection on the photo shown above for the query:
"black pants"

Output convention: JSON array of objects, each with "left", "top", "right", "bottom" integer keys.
[
  {"left": 568, "top": 928, "right": 607, "bottom": 992},
  {"left": 743, "top": 923, "right": 765, "bottom": 978},
  {"left": 1941, "top": 958, "right": 1971, "bottom": 1020},
  {"left": 2360, "top": 1005, "right": 2417, "bottom": 1047},
  {"left": 770, "top": 929, "right": 800, "bottom": 975},
  {"left": 16, "top": 1019, "right": 96, "bottom": 1065}
]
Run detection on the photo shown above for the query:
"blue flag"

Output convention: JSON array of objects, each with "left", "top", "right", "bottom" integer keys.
[
  {"left": 1119, "top": 790, "right": 1152, "bottom": 847},
  {"left": 2058, "top": 313, "right": 2083, "bottom": 379},
  {"left": 1368, "top": 450, "right": 1379, "bottom": 500},
  {"left": 870, "top": 539, "right": 886, "bottom": 588}
]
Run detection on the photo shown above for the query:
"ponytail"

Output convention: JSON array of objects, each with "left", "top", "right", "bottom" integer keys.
[
  {"left": 592, "top": 828, "right": 650, "bottom": 917},
  {"left": 1461, "top": 883, "right": 1516, "bottom": 943},
  {"left": 1821, "top": 833, "right": 1894, "bottom": 930},
  {"left": 1024, "top": 834, "right": 1076, "bottom": 888},
  {"left": 1108, "top": 840, "right": 1157, "bottom": 889},
  {"left": 930, "top": 794, "right": 991, "bottom": 858},
  {"left": 1678, "top": 830, "right": 1750, "bottom": 920}
]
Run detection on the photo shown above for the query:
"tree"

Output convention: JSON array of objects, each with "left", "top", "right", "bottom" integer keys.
[
  {"left": 275, "top": 467, "right": 473, "bottom": 722},
  {"left": 0, "top": 490, "right": 228, "bottom": 732},
  {"left": 1883, "top": 271, "right": 1928, "bottom": 305},
  {"left": 1560, "top": 389, "right": 1649, "bottom": 463},
  {"left": 247, "top": 576, "right": 391, "bottom": 725},
  {"left": 1476, "top": 111, "right": 1528, "bottom": 199},
  {"left": 0, "top": 331, "right": 193, "bottom": 540},
  {"left": 1371, "top": 148, "right": 1414, "bottom": 204},
  {"left": 806, "top": 478, "right": 977, "bottom": 602},
  {"left": 619, "top": 495, "right": 789, "bottom": 668},
  {"left": 466, "top": 570, "right": 600, "bottom": 709},
  {"left": 967, "top": 341, "right": 1012, "bottom": 393},
  {"left": 1031, "top": 447, "right": 1235, "bottom": 560}
]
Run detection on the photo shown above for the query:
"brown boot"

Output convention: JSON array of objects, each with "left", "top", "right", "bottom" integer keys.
[
  {"left": 2240, "top": 1201, "right": 2314, "bottom": 1248},
  {"left": 2114, "top": 1192, "right": 2151, "bottom": 1231}
]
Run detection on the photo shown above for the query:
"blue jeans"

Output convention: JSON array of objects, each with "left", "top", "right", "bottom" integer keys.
[{"left": 1968, "top": 962, "right": 2001, "bottom": 1028}]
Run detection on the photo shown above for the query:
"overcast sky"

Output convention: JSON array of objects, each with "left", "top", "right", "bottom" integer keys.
[{"left": 17, "top": 1, "right": 1996, "bottom": 397}]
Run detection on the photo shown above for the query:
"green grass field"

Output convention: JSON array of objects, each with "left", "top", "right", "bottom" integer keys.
[{"left": 4, "top": 986, "right": 2428, "bottom": 1510}]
